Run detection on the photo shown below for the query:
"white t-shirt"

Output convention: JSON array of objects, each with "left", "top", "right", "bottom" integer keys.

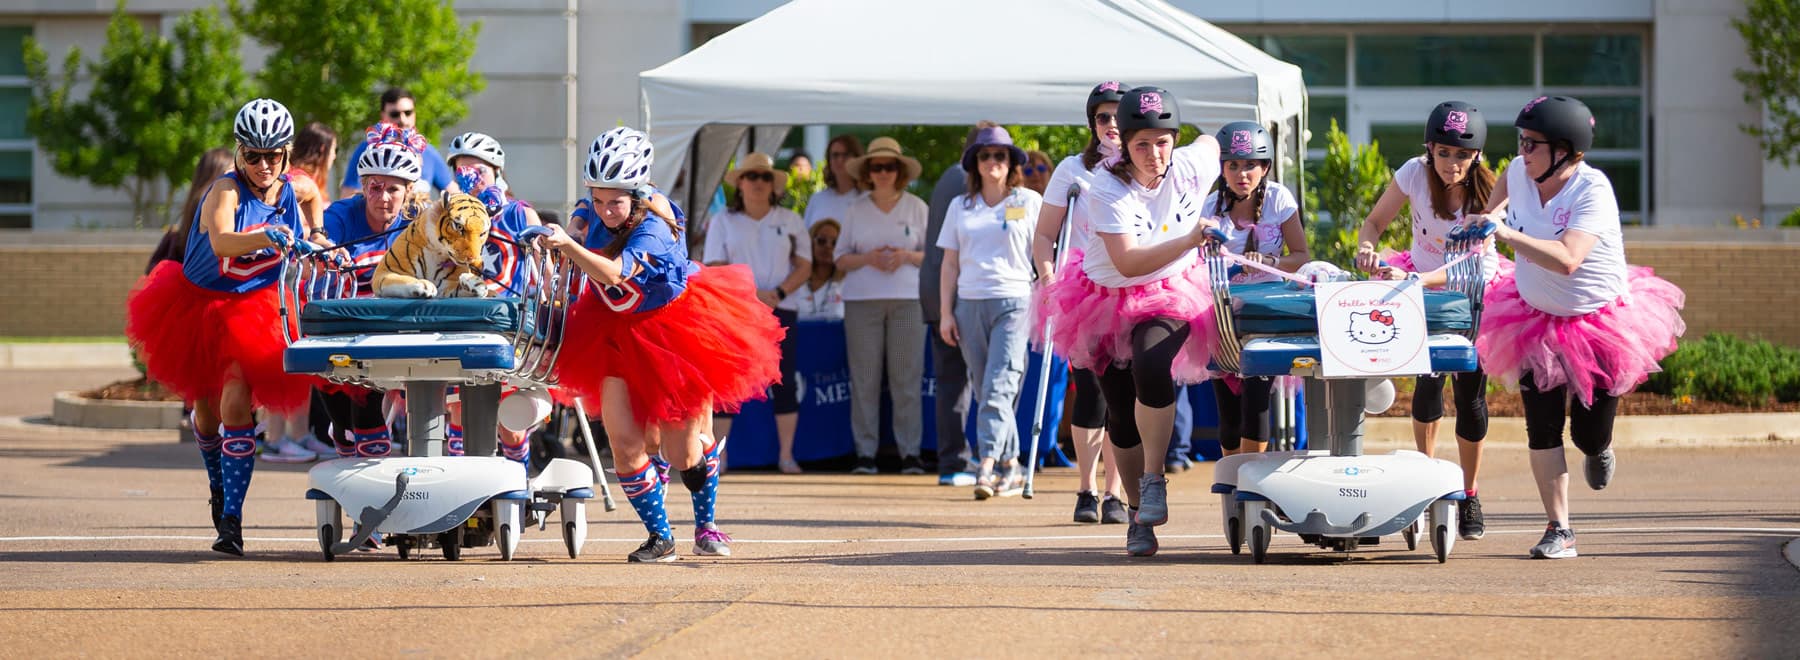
[
  {"left": 836, "top": 192, "right": 929, "bottom": 301},
  {"left": 702, "top": 207, "right": 810, "bottom": 311},
  {"left": 1503, "top": 161, "right": 1629, "bottom": 316},
  {"left": 1044, "top": 154, "right": 1101, "bottom": 252},
  {"left": 1082, "top": 144, "right": 1222, "bottom": 288},
  {"left": 935, "top": 188, "right": 1042, "bottom": 300},
  {"left": 1203, "top": 183, "right": 1300, "bottom": 285},
  {"left": 1392, "top": 156, "right": 1502, "bottom": 281},
  {"left": 792, "top": 278, "right": 845, "bottom": 321},
  {"left": 804, "top": 186, "right": 867, "bottom": 228}
]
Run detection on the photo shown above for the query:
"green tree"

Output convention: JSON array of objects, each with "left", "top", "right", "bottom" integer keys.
[
  {"left": 1303, "top": 119, "right": 1393, "bottom": 270},
  {"left": 228, "top": 0, "right": 484, "bottom": 151},
  {"left": 23, "top": 3, "right": 248, "bottom": 228},
  {"left": 1733, "top": 0, "right": 1800, "bottom": 166}
]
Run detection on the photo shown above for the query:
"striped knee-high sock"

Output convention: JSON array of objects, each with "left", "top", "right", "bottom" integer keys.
[
  {"left": 618, "top": 460, "right": 672, "bottom": 540},
  {"left": 681, "top": 434, "right": 725, "bottom": 526},
  {"left": 445, "top": 424, "right": 464, "bottom": 456},
  {"left": 196, "top": 426, "right": 223, "bottom": 494},
  {"left": 353, "top": 426, "right": 392, "bottom": 458}
]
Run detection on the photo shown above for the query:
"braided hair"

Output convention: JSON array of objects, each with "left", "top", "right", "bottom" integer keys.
[{"left": 1210, "top": 172, "right": 1271, "bottom": 255}]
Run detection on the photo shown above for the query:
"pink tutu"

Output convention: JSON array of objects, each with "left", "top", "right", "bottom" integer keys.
[
  {"left": 1035, "top": 249, "right": 1217, "bottom": 383},
  {"left": 1476, "top": 266, "right": 1684, "bottom": 406}
]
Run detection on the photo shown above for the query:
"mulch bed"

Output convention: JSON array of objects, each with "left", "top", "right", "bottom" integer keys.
[
  {"left": 1375, "top": 382, "right": 1800, "bottom": 418},
  {"left": 80, "top": 377, "right": 182, "bottom": 403}
]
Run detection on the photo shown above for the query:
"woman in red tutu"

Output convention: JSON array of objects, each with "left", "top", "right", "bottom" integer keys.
[
  {"left": 1469, "top": 96, "right": 1685, "bottom": 559},
  {"left": 125, "top": 99, "right": 324, "bottom": 556},
  {"left": 541, "top": 127, "right": 783, "bottom": 563}
]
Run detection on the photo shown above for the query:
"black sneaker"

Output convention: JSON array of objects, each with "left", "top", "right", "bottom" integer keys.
[
  {"left": 212, "top": 515, "right": 244, "bottom": 557},
  {"left": 1528, "top": 523, "right": 1577, "bottom": 559},
  {"left": 1459, "top": 495, "right": 1486, "bottom": 540},
  {"left": 899, "top": 455, "right": 926, "bottom": 475},
  {"left": 208, "top": 491, "right": 224, "bottom": 536},
  {"left": 628, "top": 534, "right": 678, "bottom": 563},
  {"left": 1100, "top": 494, "right": 1128, "bottom": 524},
  {"left": 1073, "top": 492, "right": 1101, "bottom": 523},
  {"left": 850, "top": 456, "right": 878, "bottom": 475}
]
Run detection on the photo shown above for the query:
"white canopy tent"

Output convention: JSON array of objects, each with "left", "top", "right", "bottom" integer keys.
[{"left": 639, "top": 0, "right": 1307, "bottom": 226}]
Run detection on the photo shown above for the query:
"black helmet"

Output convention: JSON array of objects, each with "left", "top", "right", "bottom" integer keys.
[
  {"left": 1514, "top": 95, "right": 1593, "bottom": 153},
  {"left": 1426, "top": 101, "right": 1486, "bottom": 150},
  {"left": 1216, "top": 121, "right": 1274, "bottom": 162},
  {"left": 1117, "top": 86, "right": 1180, "bottom": 135},
  {"left": 1087, "top": 81, "right": 1128, "bottom": 117}
]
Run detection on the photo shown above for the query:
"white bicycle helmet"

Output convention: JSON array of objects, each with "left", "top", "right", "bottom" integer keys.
[
  {"left": 234, "top": 99, "right": 295, "bottom": 150},
  {"left": 583, "top": 127, "right": 653, "bottom": 190},
  {"left": 447, "top": 131, "right": 506, "bottom": 170},
  {"left": 357, "top": 142, "right": 423, "bottom": 183}
]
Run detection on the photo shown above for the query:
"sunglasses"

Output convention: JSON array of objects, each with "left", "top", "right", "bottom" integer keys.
[
  {"left": 741, "top": 171, "right": 774, "bottom": 183},
  {"left": 241, "top": 149, "right": 284, "bottom": 165},
  {"left": 814, "top": 236, "right": 837, "bottom": 246},
  {"left": 977, "top": 151, "right": 1012, "bottom": 163},
  {"left": 1021, "top": 164, "right": 1049, "bottom": 175},
  {"left": 1094, "top": 112, "right": 1117, "bottom": 125},
  {"left": 866, "top": 162, "right": 899, "bottom": 174},
  {"left": 1518, "top": 136, "right": 1553, "bottom": 154},
  {"left": 387, "top": 108, "right": 416, "bottom": 119}
]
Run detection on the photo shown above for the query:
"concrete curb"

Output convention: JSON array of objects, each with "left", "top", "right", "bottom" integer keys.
[
  {"left": 49, "top": 391, "right": 183, "bottom": 430},
  {"left": 1362, "top": 415, "right": 1799, "bottom": 448},
  {"left": 0, "top": 343, "right": 133, "bottom": 370}
]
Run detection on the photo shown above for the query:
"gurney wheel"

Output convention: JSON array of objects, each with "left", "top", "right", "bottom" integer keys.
[
  {"left": 1432, "top": 525, "right": 1449, "bottom": 564},
  {"left": 498, "top": 523, "right": 517, "bottom": 561},
  {"left": 440, "top": 526, "right": 464, "bottom": 561},
  {"left": 563, "top": 521, "right": 579, "bottom": 559},
  {"left": 318, "top": 523, "right": 337, "bottom": 562},
  {"left": 1250, "top": 525, "right": 1269, "bottom": 564},
  {"left": 1226, "top": 517, "right": 1242, "bottom": 555},
  {"left": 1403, "top": 521, "right": 1419, "bottom": 551},
  {"left": 394, "top": 536, "right": 412, "bottom": 560}
]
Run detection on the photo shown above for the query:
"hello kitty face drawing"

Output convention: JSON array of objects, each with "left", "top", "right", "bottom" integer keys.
[
  {"left": 1348, "top": 310, "right": 1398, "bottom": 345},
  {"left": 1229, "top": 130, "right": 1254, "bottom": 158}
]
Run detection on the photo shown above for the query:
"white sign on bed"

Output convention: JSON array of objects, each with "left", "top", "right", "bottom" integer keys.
[{"left": 1313, "top": 280, "right": 1432, "bottom": 377}]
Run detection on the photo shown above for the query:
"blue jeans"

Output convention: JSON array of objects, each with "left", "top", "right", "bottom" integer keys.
[
  {"left": 1167, "top": 384, "right": 1194, "bottom": 461},
  {"left": 954, "top": 297, "right": 1029, "bottom": 464}
]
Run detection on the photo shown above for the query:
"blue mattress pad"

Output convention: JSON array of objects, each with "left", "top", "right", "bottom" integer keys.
[
  {"left": 300, "top": 297, "right": 532, "bottom": 336},
  {"left": 1227, "top": 282, "right": 1472, "bottom": 336}
]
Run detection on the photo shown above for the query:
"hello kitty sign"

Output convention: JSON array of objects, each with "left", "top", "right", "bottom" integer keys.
[{"left": 1314, "top": 280, "right": 1431, "bottom": 377}]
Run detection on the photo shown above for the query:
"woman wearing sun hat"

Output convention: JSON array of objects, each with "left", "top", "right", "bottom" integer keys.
[
  {"left": 837, "top": 137, "right": 931, "bottom": 475},
  {"left": 704, "top": 152, "right": 811, "bottom": 474}
]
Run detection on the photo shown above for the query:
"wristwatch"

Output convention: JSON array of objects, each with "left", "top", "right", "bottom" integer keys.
[{"left": 775, "top": 288, "right": 788, "bottom": 301}]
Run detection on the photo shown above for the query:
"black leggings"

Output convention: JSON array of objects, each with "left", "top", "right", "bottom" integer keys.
[
  {"left": 1069, "top": 367, "right": 1106, "bottom": 430},
  {"left": 321, "top": 388, "right": 386, "bottom": 455},
  {"left": 1412, "top": 369, "right": 1490, "bottom": 442},
  {"left": 1098, "top": 318, "right": 1189, "bottom": 449},
  {"left": 1211, "top": 377, "right": 1272, "bottom": 451},
  {"left": 1519, "top": 371, "right": 1619, "bottom": 454}
]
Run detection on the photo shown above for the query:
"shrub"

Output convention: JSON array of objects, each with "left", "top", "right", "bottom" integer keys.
[{"left": 1643, "top": 333, "right": 1800, "bottom": 406}]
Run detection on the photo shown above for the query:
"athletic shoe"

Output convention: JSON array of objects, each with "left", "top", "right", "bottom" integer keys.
[
  {"left": 1073, "top": 491, "right": 1101, "bottom": 523},
  {"left": 899, "top": 455, "right": 927, "bottom": 475},
  {"left": 938, "top": 472, "right": 977, "bottom": 487},
  {"left": 1459, "top": 495, "right": 1486, "bottom": 540},
  {"left": 693, "top": 523, "right": 733, "bottom": 557},
  {"left": 207, "top": 491, "right": 224, "bottom": 535},
  {"left": 850, "top": 456, "right": 878, "bottom": 475},
  {"left": 1135, "top": 474, "right": 1170, "bottom": 526},
  {"left": 1126, "top": 515, "right": 1158, "bottom": 556},
  {"left": 299, "top": 433, "right": 335, "bottom": 457},
  {"left": 973, "top": 468, "right": 998, "bottom": 500},
  {"left": 1100, "top": 494, "right": 1128, "bottom": 524},
  {"left": 1529, "top": 523, "right": 1578, "bottom": 559},
  {"left": 628, "top": 534, "right": 678, "bottom": 563},
  {"left": 212, "top": 515, "right": 244, "bottom": 557},
  {"left": 1584, "top": 448, "right": 1616, "bottom": 491},
  {"left": 995, "top": 465, "right": 1024, "bottom": 497},
  {"left": 1165, "top": 456, "right": 1191, "bottom": 474},
  {"left": 261, "top": 437, "right": 318, "bottom": 464}
]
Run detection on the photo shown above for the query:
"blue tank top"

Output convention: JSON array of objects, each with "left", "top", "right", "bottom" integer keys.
[
  {"left": 181, "top": 172, "right": 303, "bottom": 293},
  {"left": 482, "top": 200, "right": 535, "bottom": 295},
  {"left": 580, "top": 196, "right": 693, "bottom": 314},
  {"left": 321, "top": 195, "right": 409, "bottom": 296}
]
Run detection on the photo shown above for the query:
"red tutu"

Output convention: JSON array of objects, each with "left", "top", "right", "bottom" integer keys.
[
  {"left": 552, "top": 264, "right": 784, "bottom": 427},
  {"left": 1476, "top": 266, "right": 1685, "bottom": 406},
  {"left": 1034, "top": 249, "right": 1217, "bottom": 384},
  {"left": 125, "top": 261, "right": 316, "bottom": 413}
]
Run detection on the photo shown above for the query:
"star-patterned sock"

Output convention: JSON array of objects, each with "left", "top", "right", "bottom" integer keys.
[
  {"left": 650, "top": 454, "right": 671, "bottom": 485},
  {"left": 445, "top": 424, "right": 464, "bottom": 457},
  {"left": 681, "top": 434, "right": 725, "bottom": 526},
  {"left": 196, "top": 426, "right": 223, "bottom": 494},
  {"left": 354, "top": 426, "right": 392, "bottom": 458},
  {"left": 500, "top": 434, "right": 530, "bottom": 466},
  {"left": 618, "top": 459, "right": 672, "bottom": 540},
  {"left": 219, "top": 424, "right": 258, "bottom": 518}
]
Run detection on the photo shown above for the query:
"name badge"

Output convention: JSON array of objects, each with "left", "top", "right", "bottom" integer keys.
[{"left": 1003, "top": 206, "right": 1027, "bottom": 221}]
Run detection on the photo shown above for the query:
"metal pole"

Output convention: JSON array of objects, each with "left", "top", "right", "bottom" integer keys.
[
  {"left": 1023, "top": 184, "right": 1080, "bottom": 499},
  {"left": 571, "top": 397, "right": 617, "bottom": 512}
]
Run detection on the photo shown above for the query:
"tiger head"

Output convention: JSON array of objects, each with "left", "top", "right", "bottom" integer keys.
[{"left": 424, "top": 191, "right": 491, "bottom": 271}]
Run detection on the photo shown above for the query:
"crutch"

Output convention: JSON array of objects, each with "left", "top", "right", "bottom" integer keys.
[
  {"left": 1023, "top": 181, "right": 1084, "bottom": 499},
  {"left": 570, "top": 396, "right": 617, "bottom": 512}
]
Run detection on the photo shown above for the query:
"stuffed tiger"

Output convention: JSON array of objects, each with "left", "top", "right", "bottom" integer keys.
[{"left": 372, "top": 191, "right": 495, "bottom": 298}]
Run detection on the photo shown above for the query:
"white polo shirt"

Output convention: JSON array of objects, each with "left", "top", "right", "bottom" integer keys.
[
  {"left": 935, "top": 187, "right": 1042, "bottom": 300},
  {"left": 836, "top": 192, "right": 929, "bottom": 301},
  {"left": 702, "top": 206, "right": 809, "bottom": 311}
]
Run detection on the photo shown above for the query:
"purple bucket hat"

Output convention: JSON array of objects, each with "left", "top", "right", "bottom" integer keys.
[{"left": 960, "top": 126, "right": 1029, "bottom": 173}]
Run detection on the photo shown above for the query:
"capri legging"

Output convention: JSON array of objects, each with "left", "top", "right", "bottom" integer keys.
[
  {"left": 1069, "top": 367, "right": 1106, "bottom": 430},
  {"left": 721, "top": 308, "right": 800, "bottom": 416},
  {"left": 1210, "top": 376, "right": 1273, "bottom": 451},
  {"left": 1412, "top": 369, "right": 1490, "bottom": 442},
  {"left": 1097, "top": 318, "right": 1188, "bottom": 449},
  {"left": 1518, "top": 370, "right": 1619, "bottom": 455}
]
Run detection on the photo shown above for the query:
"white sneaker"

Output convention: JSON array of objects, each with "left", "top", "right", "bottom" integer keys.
[
  {"left": 261, "top": 437, "right": 318, "bottom": 463},
  {"left": 299, "top": 433, "right": 335, "bottom": 457}
]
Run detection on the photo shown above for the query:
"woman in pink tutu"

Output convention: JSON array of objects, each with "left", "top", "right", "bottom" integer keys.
[
  {"left": 1353, "top": 101, "right": 1506, "bottom": 541},
  {"left": 125, "top": 99, "right": 324, "bottom": 556},
  {"left": 1469, "top": 96, "right": 1684, "bottom": 559},
  {"left": 1037, "top": 86, "right": 1221, "bottom": 557},
  {"left": 540, "top": 128, "right": 784, "bottom": 563}
]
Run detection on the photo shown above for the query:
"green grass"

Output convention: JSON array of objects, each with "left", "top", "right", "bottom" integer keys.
[{"left": 0, "top": 336, "right": 127, "bottom": 343}]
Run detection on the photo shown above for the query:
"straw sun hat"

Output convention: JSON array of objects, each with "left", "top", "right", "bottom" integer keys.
[{"left": 846, "top": 137, "right": 922, "bottom": 183}]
